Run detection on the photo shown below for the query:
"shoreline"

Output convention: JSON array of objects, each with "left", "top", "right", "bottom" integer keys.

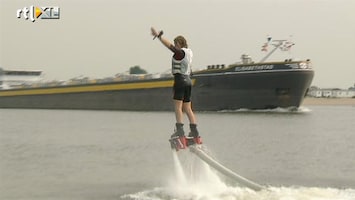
[{"left": 303, "top": 97, "right": 355, "bottom": 106}]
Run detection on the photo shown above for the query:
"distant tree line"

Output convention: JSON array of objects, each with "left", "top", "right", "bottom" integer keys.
[{"left": 129, "top": 65, "right": 147, "bottom": 74}]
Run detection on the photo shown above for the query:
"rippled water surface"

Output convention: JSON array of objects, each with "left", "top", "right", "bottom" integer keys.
[{"left": 0, "top": 105, "right": 354, "bottom": 199}]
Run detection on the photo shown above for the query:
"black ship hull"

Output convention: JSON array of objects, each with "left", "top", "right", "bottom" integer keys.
[
  {"left": 193, "top": 70, "right": 313, "bottom": 110},
  {"left": 0, "top": 61, "right": 314, "bottom": 111}
]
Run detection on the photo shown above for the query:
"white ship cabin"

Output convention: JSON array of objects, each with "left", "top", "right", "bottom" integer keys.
[{"left": 0, "top": 68, "right": 43, "bottom": 90}]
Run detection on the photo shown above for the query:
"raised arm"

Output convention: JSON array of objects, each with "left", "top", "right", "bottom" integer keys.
[
  {"left": 151, "top": 27, "right": 184, "bottom": 59},
  {"left": 151, "top": 27, "right": 171, "bottom": 48}
]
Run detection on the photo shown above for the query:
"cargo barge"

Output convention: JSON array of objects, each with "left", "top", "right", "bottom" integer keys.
[
  {"left": 0, "top": 40, "right": 315, "bottom": 111},
  {"left": 0, "top": 61, "right": 313, "bottom": 111}
]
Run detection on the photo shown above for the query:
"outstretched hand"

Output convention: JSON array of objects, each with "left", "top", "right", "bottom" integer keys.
[
  {"left": 151, "top": 27, "right": 163, "bottom": 40},
  {"left": 151, "top": 27, "right": 170, "bottom": 49},
  {"left": 151, "top": 27, "right": 159, "bottom": 38}
]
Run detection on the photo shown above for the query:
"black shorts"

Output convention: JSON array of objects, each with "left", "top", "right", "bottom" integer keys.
[{"left": 173, "top": 74, "right": 192, "bottom": 102}]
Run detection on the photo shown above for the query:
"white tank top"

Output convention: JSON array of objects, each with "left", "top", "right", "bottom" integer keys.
[{"left": 172, "top": 48, "right": 193, "bottom": 75}]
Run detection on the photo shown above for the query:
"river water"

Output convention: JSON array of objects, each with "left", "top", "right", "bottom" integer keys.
[{"left": 0, "top": 105, "right": 354, "bottom": 200}]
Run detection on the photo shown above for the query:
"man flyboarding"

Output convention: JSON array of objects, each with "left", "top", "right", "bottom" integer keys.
[{"left": 151, "top": 27, "right": 202, "bottom": 150}]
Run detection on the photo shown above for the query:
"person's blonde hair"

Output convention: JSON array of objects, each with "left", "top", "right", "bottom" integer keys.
[{"left": 174, "top": 36, "right": 188, "bottom": 48}]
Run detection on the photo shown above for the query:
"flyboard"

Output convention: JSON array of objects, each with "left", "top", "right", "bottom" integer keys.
[{"left": 169, "top": 136, "right": 265, "bottom": 191}]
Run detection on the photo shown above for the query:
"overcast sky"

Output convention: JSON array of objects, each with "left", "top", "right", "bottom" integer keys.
[{"left": 1, "top": 0, "right": 354, "bottom": 88}]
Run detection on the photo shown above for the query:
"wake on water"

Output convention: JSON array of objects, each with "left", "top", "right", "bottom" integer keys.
[
  {"left": 122, "top": 146, "right": 355, "bottom": 200},
  {"left": 219, "top": 106, "right": 312, "bottom": 114}
]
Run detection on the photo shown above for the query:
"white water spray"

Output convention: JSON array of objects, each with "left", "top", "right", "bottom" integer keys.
[
  {"left": 122, "top": 148, "right": 355, "bottom": 200},
  {"left": 167, "top": 149, "right": 234, "bottom": 199}
]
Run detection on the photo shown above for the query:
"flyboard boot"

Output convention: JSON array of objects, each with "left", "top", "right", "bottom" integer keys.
[
  {"left": 169, "top": 123, "right": 187, "bottom": 151},
  {"left": 186, "top": 124, "right": 202, "bottom": 146}
]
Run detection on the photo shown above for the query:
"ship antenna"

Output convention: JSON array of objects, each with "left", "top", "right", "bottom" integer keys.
[{"left": 259, "top": 39, "right": 289, "bottom": 63}]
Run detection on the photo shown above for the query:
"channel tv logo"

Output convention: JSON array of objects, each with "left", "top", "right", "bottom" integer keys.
[{"left": 17, "top": 6, "right": 60, "bottom": 22}]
